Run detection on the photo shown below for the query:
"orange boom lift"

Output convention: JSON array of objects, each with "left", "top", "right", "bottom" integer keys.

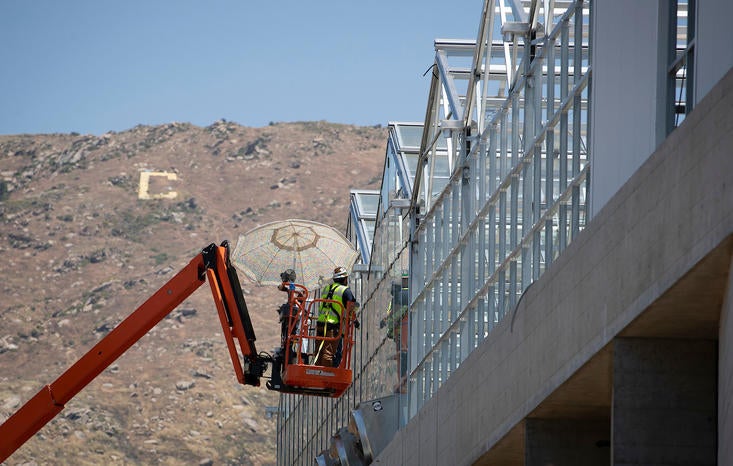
[{"left": 0, "top": 241, "right": 356, "bottom": 462}]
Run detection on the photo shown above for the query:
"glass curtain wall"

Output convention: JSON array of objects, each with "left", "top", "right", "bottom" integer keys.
[
  {"left": 275, "top": 191, "right": 378, "bottom": 465},
  {"left": 276, "top": 125, "right": 421, "bottom": 463},
  {"left": 408, "top": 0, "right": 592, "bottom": 418},
  {"left": 276, "top": 1, "right": 595, "bottom": 462},
  {"left": 667, "top": 0, "right": 695, "bottom": 132}
]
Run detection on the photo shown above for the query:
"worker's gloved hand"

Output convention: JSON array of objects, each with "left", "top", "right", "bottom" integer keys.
[{"left": 354, "top": 319, "right": 361, "bottom": 329}]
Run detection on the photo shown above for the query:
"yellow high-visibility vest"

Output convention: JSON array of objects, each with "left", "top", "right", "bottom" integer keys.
[{"left": 318, "top": 283, "right": 346, "bottom": 324}]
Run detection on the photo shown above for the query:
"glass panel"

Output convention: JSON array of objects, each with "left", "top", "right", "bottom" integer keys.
[
  {"left": 433, "top": 152, "right": 451, "bottom": 176},
  {"left": 363, "top": 219, "right": 375, "bottom": 242},
  {"left": 357, "top": 193, "right": 380, "bottom": 216},
  {"left": 394, "top": 124, "right": 424, "bottom": 149},
  {"left": 403, "top": 152, "right": 419, "bottom": 178}
]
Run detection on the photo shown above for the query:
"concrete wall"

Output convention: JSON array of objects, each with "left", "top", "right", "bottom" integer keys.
[
  {"left": 376, "top": 67, "right": 733, "bottom": 466},
  {"left": 720, "top": 261, "right": 733, "bottom": 466},
  {"left": 695, "top": 1, "right": 733, "bottom": 104},
  {"left": 613, "top": 338, "right": 717, "bottom": 465},
  {"left": 525, "top": 419, "right": 608, "bottom": 466},
  {"left": 589, "top": 0, "right": 665, "bottom": 217},
  {"left": 590, "top": 1, "right": 733, "bottom": 219}
]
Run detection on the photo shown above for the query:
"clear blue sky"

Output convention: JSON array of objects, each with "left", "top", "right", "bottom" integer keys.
[{"left": 0, "top": 1, "right": 481, "bottom": 135}]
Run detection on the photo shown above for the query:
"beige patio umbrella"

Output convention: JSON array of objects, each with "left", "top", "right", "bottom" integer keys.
[{"left": 232, "top": 219, "right": 358, "bottom": 290}]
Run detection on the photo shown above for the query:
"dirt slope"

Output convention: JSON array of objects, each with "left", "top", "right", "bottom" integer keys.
[{"left": 0, "top": 120, "right": 385, "bottom": 465}]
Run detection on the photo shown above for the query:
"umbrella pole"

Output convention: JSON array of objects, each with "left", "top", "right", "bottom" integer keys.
[{"left": 314, "top": 324, "right": 327, "bottom": 366}]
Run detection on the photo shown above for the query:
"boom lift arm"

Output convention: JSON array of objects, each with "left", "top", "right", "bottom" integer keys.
[{"left": 0, "top": 242, "right": 268, "bottom": 462}]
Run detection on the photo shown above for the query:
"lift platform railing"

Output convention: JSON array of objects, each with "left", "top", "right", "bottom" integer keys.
[{"left": 277, "top": 289, "right": 357, "bottom": 397}]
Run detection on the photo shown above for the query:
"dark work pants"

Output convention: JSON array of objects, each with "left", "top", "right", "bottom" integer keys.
[{"left": 314, "top": 321, "right": 339, "bottom": 367}]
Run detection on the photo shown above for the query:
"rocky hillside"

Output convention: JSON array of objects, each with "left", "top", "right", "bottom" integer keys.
[{"left": 0, "top": 120, "right": 385, "bottom": 465}]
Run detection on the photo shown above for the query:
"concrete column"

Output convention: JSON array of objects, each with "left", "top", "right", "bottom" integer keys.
[
  {"left": 720, "top": 257, "right": 733, "bottom": 466},
  {"left": 612, "top": 338, "right": 717, "bottom": 465},
  {"left": 525, "top": 418, "right": 609, "bottom": 466}
]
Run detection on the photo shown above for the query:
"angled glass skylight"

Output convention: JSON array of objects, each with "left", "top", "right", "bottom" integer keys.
[{"left": 349, "top": 189, "right": 379, "bottom": 264}]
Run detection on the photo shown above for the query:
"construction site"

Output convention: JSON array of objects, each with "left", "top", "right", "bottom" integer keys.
[{"left": 2, "top": 1, "right": 733, "bottom": 465}]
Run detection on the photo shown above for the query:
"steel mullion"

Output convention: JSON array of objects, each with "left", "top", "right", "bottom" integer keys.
[
  {"left": 521, "top": 161, "right": 531, "bottom": 291},
  {"left": 452, "top": 179, "right": 460, "bottom": 250},
  {"left": 449, "top": 185, "right": 459, "bottom": 329},
  {"left": 511, "top": 95, "right": 520, "bottom": 169},
  {"left": 521, "top": 40, "right": 534, "bottom": 290},
  {"left": 545, "top": 31, "right": 557, "bottom": 269},
  {"left": 533, "top": 78, "right": 543, "bottom": 280},
  {"left": 436, "top": 50, "right": 464, "bottom": 122},
  {"left": 429, "top": 345, "right": 436, "bottom": 395},
  {"left": 416, "top": 366, "right": 424, "bottom": 411},
  {"left": 498, "top": 186, "right": 507, "bottom": 317},
  {"left": 426, "top": 217, "right": 434, "bottom": 279},
  {"left": 414, "top": 270, "right": 431, "bottom": 361},
  {"left": 478, "top": 136, "right": 490, "bottom": 339},
  {"left": 487, "top": 283, "right": 496, "bottom": 333},
  {"left": 435, "top": 204, "right": 443, "bottom": 275},
  {"left": 558, "top": 18, "right": 570, "bottom": 250},
  {"left": 440, "top": 339, "right": 448, "bottom": 393},
  {"left": 571, "top": 3, "right": 583, "bottom": 239},
  {"left": 511, "top": 191, "right": 521, "bottom": 303},
  {"left": 448, "top": 253, "right": 455, "bottom": 338},
  {"left": 432, "top": 278, "right": 440, "bottom": 350},
  {"left": 464, "top": 148, "right": 477, "bottom": 308},
  {"left": 510, "top": 90, "right": 520, "bottom": 308},
  {"left": 466, "top": 305, "right": 476, "bottom": 353},
  {"left": 443, "top": 190, "right": 451, "bottom": 263}
]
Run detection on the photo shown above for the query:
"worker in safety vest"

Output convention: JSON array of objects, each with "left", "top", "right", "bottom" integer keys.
[{"left": 313, "top": 266, "right": 357, "bottom": 367}]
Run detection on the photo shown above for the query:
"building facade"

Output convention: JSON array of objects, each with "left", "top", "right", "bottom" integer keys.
[{"left": 277, "top": 1, "right": 733, "bottom": 464}]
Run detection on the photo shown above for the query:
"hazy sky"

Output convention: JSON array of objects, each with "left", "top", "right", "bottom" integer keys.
[{"left": 0, "top": 1, "right": 481, "bottom": 135}]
